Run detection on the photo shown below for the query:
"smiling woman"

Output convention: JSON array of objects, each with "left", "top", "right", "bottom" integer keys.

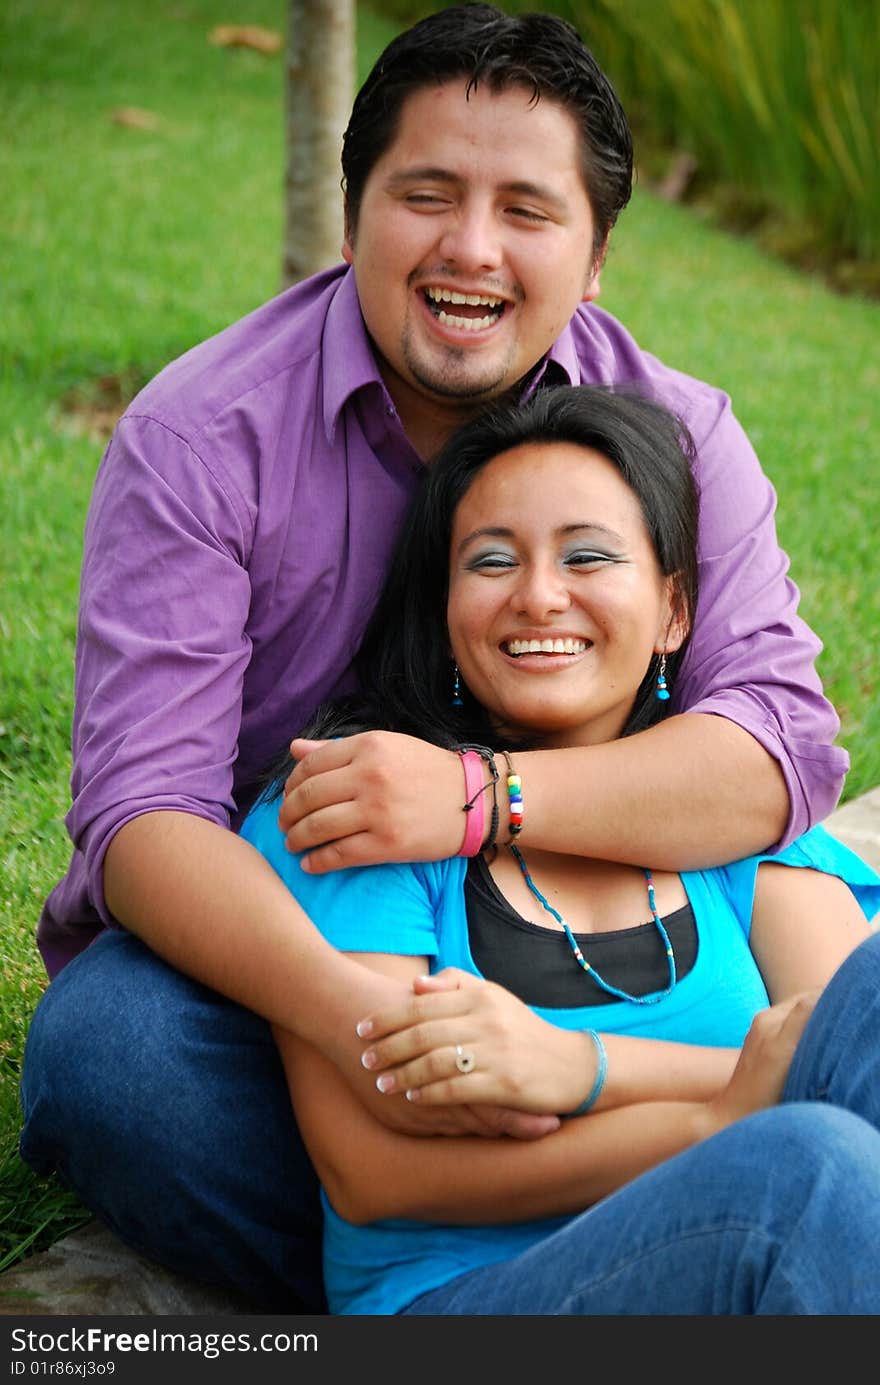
[
  {"left": 241, "top": 384, "right": 880, "bottom": 1316},
  {"left": 446, "top": 441, "right": 688, "bottom": 748}
]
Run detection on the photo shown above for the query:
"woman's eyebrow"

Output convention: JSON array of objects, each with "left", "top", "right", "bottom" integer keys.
[
  {"left": 456, "top": 522, "right": 625, "bottom": 555},
  {"left": 457, "top": 526, "right": 515, "bottom": 555}
]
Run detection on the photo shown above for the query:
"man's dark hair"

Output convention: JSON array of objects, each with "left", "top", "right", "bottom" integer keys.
[
  {"left": 257, "top": 386, "right": 699, "bottom": 802},
  {"left": 341, "top": 3, "right": 633, "bottom": 262}
]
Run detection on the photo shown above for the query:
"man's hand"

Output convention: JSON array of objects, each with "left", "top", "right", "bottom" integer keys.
[{"left": 278, "top": 732, "right": 472, "bottom": 871}]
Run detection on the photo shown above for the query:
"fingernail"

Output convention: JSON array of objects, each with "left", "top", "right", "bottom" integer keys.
[
  {"left": 376, "top": 1075, "right": 395, "bottom": 1094},
  {"left": 360, "top": 1050, "right": 377, "bottom": 1070},
  {"left": 356, "top": 1019, "right": 373, "bottom": 1038},
  {"left": 405, "top": 1088, "right": 420, "bottom": 1102}
]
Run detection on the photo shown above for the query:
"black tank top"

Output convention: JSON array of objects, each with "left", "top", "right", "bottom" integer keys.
[{"left": 464, "top": 854, "right": 698, "bottom": 1008}]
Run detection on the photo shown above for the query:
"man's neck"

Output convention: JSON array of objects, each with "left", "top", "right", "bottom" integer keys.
[{"left": 381, "top": 365, "right": 537, "bottom": 465}]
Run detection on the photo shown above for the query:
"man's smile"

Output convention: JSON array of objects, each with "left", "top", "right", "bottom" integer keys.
[{"left": 423, "top": 286, "right": 508, "bottom": 333}]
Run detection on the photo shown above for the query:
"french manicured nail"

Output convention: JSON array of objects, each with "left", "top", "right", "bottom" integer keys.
[
  {"left": 376, "top": 1075, "right": 395, "bottom": 1094},
  {"left": 360, "top": 1049, "right": 377, "bottom": 1070},
  {"left": 405, "top": 1088, "right": 421, "bottom": 1103},
  {"left": 356, "top": 1019, "right": 373, "bottom": 1038}
]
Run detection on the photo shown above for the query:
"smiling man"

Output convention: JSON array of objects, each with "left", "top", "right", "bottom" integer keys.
[
  {"left": 343, "top": 80, "right": 600, "bottom": 456},
  {"left": 21, "top": 5, "right": 847, "bottom": 1312}
]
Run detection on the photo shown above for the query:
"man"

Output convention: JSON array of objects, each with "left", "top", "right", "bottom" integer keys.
[{"left": 20, "top": 5, "right": 846, "bottom": 1311}]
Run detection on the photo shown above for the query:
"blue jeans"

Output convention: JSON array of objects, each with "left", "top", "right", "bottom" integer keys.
[
  {"left": 20, "top": 930, "right": 880, "bottom": 1315},
  {"left": 19, "top": 930, "right": 325, "bottom": 1311},
  {"left": 406, "top": 931, "right": 880, "bottom": 1315}
]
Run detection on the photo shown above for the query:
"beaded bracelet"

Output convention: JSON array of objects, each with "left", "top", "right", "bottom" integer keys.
[
  {"left": 562, "top": 1029, "right": 608, "bottom": 1118},
  {"left": 500, "top": 750, "right": 523, "bottom": 841}
]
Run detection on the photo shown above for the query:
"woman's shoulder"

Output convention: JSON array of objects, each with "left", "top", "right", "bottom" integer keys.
[{"left": 691, "top": 824, "right": 880, "bottom": 932}]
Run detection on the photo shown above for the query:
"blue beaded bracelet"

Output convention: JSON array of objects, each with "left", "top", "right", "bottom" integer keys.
[{"left": 563, "top": 1029, "right": 607, "bottom": 1118}]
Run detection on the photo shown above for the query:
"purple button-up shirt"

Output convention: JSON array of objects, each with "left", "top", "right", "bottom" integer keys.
[{"left": 38, "top": 266, "right": 847, "bottom": 977}]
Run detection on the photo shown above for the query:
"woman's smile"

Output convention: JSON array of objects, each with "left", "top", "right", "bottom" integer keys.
[{"left": 447, "top": 441, "right": 683, "bottom": 747}]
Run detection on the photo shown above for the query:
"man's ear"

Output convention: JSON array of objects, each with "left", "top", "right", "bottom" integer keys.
[
  {"left": 342, "top": 203, "right": 355, "bottom": 265},
  {"left": 582, "top": 236, "right": 609, "bottom": 304}
]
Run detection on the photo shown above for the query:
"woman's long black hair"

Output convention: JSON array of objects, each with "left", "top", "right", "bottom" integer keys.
[{"left": 257, "top": 385, "right": 699, "bottom": 802}]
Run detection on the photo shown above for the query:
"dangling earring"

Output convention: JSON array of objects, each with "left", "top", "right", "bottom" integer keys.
[
  {"left": 451, "top": 664, "right": 463, "bottom": 707},
  {"left": 655, "top": 652, "right": 670, "bottom": 702}
]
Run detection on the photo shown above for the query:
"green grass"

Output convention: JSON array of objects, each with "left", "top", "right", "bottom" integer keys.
[{"left": 1, "top": 0, "right": 878, "bottom": 1273}]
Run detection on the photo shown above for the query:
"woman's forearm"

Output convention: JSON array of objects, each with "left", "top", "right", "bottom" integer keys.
[
  {"left": 283, "top": 1032, "right": 714, "bottom": 1225},
  {"left": 599, "top": 1034, "right": 738, "bottom": 1109},
  {"left": 518, "top": 713, "right": 788, "bottom": 869}
]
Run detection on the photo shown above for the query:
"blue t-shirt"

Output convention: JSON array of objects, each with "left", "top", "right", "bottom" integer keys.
[{"left": 241, "top": 801, "right": 880, "bottom": 1314}]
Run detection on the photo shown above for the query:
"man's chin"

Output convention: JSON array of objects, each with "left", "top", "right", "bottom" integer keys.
[{"left": 407, "top": 354, "right": 516, "bottom": 403}]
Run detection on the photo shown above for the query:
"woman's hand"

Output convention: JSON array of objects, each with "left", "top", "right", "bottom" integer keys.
[
  {"left": 356, "top": 967, "right": 601, "bottom": 1116},
  {"left": 699, "top": 990, "right": 820, "bottom": 1138},
  {"left": 278, "top": 734, "right": 471, "bottom": 871}
]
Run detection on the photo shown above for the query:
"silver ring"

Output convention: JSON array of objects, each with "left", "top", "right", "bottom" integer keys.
[{"left": 455, "top": 1044, "right": 476, "bottom": 1075}]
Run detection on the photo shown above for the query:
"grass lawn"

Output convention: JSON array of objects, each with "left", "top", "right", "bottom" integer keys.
[{"left": 1, "top": 0, "right": 878, "bottom": 1272}]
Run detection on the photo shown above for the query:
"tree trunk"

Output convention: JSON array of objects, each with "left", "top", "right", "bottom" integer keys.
[{"left": 283, "top": 0, "right": 355, "bottom": 288}]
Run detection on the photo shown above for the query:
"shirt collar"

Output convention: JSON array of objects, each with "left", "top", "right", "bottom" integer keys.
[
  {"left": 321, "top": 270, "right": 583, "bottom": 440},
  {"left": 321, "top": 269, "right": 394, "bottom": 444},
  {"left": 541, "top": 320, "right": 581, "bottom": 386}
]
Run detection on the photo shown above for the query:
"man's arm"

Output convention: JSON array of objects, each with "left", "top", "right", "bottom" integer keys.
[
  {"left": 103, "top": 811, "right": 556, "bottom": 1139},
  {"left": 278, "top": 714, "right": 788, "bottom": 874}
]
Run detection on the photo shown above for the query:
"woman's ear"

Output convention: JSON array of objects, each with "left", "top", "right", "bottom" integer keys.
[{"left": 656, "top": 578, "right": 690, "bottom": 655}]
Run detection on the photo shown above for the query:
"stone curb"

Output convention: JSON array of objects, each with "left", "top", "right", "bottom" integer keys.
[{"left": 0, "top": 1221, "right": 255, "bottom": 1317}]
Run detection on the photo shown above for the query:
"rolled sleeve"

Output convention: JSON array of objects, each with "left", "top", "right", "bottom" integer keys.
[
  {"left": 673, "top": 392, "right": 848, "bottom": 845},
  {"left": 68, "top": 415, "right": 255, "bottom": 922}
]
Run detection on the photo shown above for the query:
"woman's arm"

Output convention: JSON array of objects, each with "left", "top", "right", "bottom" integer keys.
[
  {"left": 354, "top": 967, "right": 737, "bottom": 1114},
  {"left": 347, "top": 854, "right": 873, "bottom": 1113},
  {"left": 748, "top": 862, "right": 869, "bottom": 1002},
  {"left": 275, "top": 953, "right": 814, "bottom": 1226}
]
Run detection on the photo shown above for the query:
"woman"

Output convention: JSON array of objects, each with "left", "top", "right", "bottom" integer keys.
[{"left": 242, "top": 386, "right": 880, "bottom": 1314}]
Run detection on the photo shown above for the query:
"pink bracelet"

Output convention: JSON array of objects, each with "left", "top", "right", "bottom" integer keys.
[{"left": 456, "top": 750, "right": 486, "bottom": 857}]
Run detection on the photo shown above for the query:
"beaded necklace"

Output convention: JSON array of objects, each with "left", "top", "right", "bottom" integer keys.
[{"left": 508, "top": 844, "right": 677, "bottom": 1005}]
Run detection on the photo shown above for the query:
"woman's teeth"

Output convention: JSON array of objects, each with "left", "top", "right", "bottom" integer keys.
[{"left": 505, "top": 638, "right": 588, "bottom": 656}]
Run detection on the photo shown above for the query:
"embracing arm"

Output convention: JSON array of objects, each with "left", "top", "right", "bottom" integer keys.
[
  {"left": 75, "top": 417, "right": 398, "bottom": 1065},
  {"left": 275, "top": 953, "right": 811, "bottom": 1226},
  {"left": 104, "top": 812, "right": 404, "bottom": 1060},
  {"left": 280, "top": 717, "right": 787, "bottom": 876}
]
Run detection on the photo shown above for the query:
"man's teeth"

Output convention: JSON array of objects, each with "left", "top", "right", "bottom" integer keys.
[
  {"left": 425, "top": 287, "right": 504, "bottom": 332},
  {"left": 506, "top": 638, "right": 588, "bottom": 656},
  {"left": 426, "top": 288, "right": 504, "bottom": 307}
]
